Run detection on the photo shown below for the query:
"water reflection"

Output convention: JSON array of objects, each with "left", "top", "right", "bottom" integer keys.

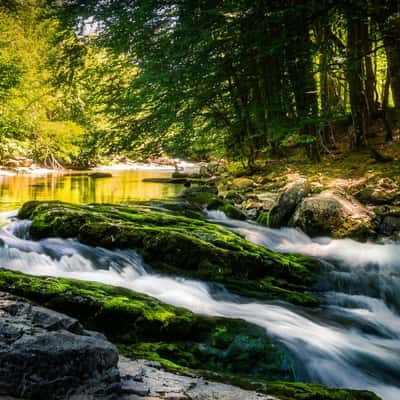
[{"left": 0, "top": 170, "right": 182, "bottom": 210}]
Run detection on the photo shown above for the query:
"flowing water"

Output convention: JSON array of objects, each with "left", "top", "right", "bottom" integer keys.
[{"left": 0, "top": 173, "right": 399, "bottom": 399}]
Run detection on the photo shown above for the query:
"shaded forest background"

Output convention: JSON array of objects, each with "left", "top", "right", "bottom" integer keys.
[{"left": 1, "top": 0, "right": 400, "bottom": 168}]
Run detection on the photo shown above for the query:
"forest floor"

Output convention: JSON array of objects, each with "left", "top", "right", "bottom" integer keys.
[{"left": 230, "top": 126, "right": 400, "bottom": 198}]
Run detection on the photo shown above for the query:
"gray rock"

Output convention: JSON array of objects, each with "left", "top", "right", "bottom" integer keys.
[
  {"left": 0, "top": 292, "right": 120, "bottom": 400},
  {"left": 380, "top": 215, "right": 400, "bottom": 236},
  {"left": 268, "top": 179, "right": 311, "bottom": 228},
  {"left": 290, "top": 190, "right": 377, "bottom": 239},
  {"left": 118, "top": 357, "right": 280, "bottom": 400}
]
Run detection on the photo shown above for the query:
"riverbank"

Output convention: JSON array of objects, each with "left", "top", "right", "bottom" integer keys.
[
  {"left": 185, "top": 149, "right": 400, "bottom": 242},
  {"left": 0, "top": 157, "right": 201, "bottom": 177}
]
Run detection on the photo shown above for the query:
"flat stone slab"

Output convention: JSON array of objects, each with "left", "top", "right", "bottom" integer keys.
[{"left": 119, "top": 356, "right": 279, "bottom": 400}]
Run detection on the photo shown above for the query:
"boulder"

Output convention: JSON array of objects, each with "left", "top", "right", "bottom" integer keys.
[
  {"left": 380, "top": 216, "right": 400, "bottom": 236},
  {"left": 0, "top": 273, "right": 382, "bottom": 400},
  {"left": 268, "top": 179, "right": 311, "bottom": 228},
  {"left": 290, "top": 190, "right": 377, "bottom": 239},
  {"left": 219, "top": 203, "right": 247, "bottom": 220},
  {"left": 0, "top": 292, "right": 120, "bottom": 399},
  {"left": 0, "top": 271, "right": 294, "bottom": 384}
]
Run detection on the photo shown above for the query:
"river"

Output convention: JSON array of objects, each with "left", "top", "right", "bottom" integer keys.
[
  {"left": 0, "top": 169, "right": 182, "bottom": 210},
  {"left": 0, "top": 170, "right": 399, "bottom": 400}
]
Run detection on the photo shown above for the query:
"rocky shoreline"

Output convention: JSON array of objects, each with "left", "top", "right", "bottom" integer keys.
[{"left": 179, "top": 160, "right": 400, "bottom": 242}]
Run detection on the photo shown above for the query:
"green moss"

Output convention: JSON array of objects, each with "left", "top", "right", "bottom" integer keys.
[
  {"left": 18, "top": 201, "right": 319, "bottom": 306},
  {"left": 267, "top": 382, "right": 380, "bottom": 400},
  {"left": 218, "top": 203, "right": 246, "bottom": 220}
]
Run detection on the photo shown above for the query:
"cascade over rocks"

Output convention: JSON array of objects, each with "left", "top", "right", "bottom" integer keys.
[
  {"left": 18, "top": 200, "right": 318, "bottom": 306},
  {"left": 0, "top": 272, "right": 382, "bottom": 400}
]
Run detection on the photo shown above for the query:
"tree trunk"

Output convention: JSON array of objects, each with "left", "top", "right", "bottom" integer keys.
[
  {"left": 287, "top": 7, "right": 320, "bottom": 160},
  {"left": 361, "top": 20, "right": 377, "bottom": 118},
  {"left": 384, "top": 32, "right": 400, "bottom": 117},
  {"left": 383, "top": 67, "right": 394, "bottom": 142},
  {"left": 347, "top": 14, "right": 367, "bottom": 148}
]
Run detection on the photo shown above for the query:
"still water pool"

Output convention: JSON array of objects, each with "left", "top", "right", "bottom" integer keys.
[{"left": 0, "top": 169, "right": 183, "bottom": 211}]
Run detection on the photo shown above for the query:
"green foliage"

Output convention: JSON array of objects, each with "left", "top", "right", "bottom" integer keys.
[{"left": 0, "top": 2, "right": 134, "bottom": 168}]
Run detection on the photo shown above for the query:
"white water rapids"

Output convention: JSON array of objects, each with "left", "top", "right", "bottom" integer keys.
[{"left": 0, "top": 210, "right": 399, "bottom": 400}]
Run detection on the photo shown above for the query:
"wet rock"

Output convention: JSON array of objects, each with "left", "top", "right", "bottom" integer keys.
[
  {"left": 290, "top": 190, "right": 377, "bottom": 239},
  {"left": 267, "top": 179, "right": 311, "bottom": 228},
  {"left": 17, "top": 201, "right": 318, "bottom": 306},
  {"left": 218, "top": 203, "right": 247, "bottom": 220},
  {"left": 0, "top": 292, "right": 120, "bottom": 399},
  {"left": 89, "top": 172, "right": 113, "bottom": 179},
  {"left": 380, "top": 216, "right": 400, "bottom": 236}
]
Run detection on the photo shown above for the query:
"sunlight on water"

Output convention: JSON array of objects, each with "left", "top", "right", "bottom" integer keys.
[{"left": 0, "top": 170, "right": 183, "bottom": 210}]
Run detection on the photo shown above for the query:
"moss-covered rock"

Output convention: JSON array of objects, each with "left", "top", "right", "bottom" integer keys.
[
  {"left": 181, "top": 186, "right": 248, "bottom": 220},
  {"left": 18, "top": 200, "right": 318, "bottom": 306},
  {"left": 219, "top": 203, "right": 247, "bottom": 220},
  {"left": 266, "top": 382, "right": 380, "bottom": 400},
  {"left": 0, "top": 269, "right": 292, "bottom": 381}
]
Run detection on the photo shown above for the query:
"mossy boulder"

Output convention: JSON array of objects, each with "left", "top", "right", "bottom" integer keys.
[
  {"left": 218, "top": 203, "right": 247, "bottom": 220},
  {"left": 182, "top": 186, "right": 247, "bottom": 220},
  {"left": 18, "top": 201, "right": 318, "bottom": 306},
  {"left": 266, "top": 382, "right": 380, "bottom": 400},
  {"left": 0, "top": 269, "right": 292, "bottom": 381},
  {"left": 290, "top": 190, "right": 377, "bottom": 239}
]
